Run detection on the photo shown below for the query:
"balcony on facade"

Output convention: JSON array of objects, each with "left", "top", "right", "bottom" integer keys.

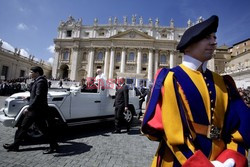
[
  {"left": 61, "top": 59, "right": 70, "bottom": 64},
  {"left": 81, "top": 60, "right": 87, "bottom": 64},
  {"left": 94, "top": 60, "right": 104, "bottom": 64},
  {"left": 126, "top": 60, "right": 136, "bottom": 64}
]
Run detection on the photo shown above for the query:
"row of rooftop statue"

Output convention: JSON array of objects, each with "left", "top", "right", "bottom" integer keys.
[{"left": 61, "top": 15, "right": 204, "bottom": 28}]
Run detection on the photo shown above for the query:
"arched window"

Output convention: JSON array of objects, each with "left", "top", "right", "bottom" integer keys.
[
  {"left": 160, "top": 54, "right": 166, "bottom": 64},
  {"left": 116, "top": 52, "right": 121, "bottom": 62},
  {"left": 128, "top": 52, "right": 135, "bottom": 61}
]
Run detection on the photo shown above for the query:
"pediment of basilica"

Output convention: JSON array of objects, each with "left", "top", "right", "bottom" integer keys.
[{"left": 110, "top": 29, "right": 155, "bottom": 40}]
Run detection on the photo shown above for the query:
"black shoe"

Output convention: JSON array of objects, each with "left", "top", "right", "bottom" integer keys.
[
  {"left": 43, "top": 147, "right": 57, "bottom": 154},
  {"left": 3, "top": 143, "right": 19, "bottom": 152},
  {"left": 43, "top": 143, "right": 59, "bottom": 154},
  {"left": 112, "top": 130, "right": 121, "bottom": 134},
  {"left": 127, "top": 128, "right": 130, "bottom": 133}
]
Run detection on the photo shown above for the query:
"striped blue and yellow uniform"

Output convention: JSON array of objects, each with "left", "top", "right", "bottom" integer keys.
[{"left": 142, "top": 64, "right": 250, "bottom": 167}]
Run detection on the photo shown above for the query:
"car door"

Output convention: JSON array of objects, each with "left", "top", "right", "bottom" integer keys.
[
  {"left": 70, "top": 91, "right": 101, "bottom": 119},
  {"left": 100, "top": 89, "right": 115, "bottom": 116}
]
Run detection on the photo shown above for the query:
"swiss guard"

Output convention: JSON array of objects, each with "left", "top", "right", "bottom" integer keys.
[{"left": 141, "top": 15, "right": 250, "bottom": 167}]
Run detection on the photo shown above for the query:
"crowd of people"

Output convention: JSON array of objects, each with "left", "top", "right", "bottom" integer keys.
[
  {"left": 0, "top": 77, "right": 81, "bottom": 96},
  {"left": 238, "top": 87, "right": 250, "bottom": 107},
  {"left": 0, "top": 78, "right": 29, "bottom": 96}
]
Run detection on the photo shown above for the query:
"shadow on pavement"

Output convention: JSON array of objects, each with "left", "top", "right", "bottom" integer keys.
[
  {"left": 18, "top": 141, "right": 92, "bottom": 156},
  {"left": 13, "top": 116, "right": 143, "bottom": 155},
  {"left": 58, "top": 117, "right": 143, "bottom": 140},
  {"left": 54, "top": 141, "right": 92, "bottom": 157}
]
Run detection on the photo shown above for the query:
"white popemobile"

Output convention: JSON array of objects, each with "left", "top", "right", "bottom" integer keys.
[{"left": 0, "top": 85, "right": 141, "bottom": 137}]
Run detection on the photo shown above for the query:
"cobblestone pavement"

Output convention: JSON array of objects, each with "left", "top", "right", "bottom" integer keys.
[
  {"left": 0, "top": 96, "right": 158, "bottom": 167},
  {"left": 0, "top": 96, "right": 249, "bottom": 167}
]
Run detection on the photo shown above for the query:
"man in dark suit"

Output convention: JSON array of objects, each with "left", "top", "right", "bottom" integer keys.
[
  {"left": 3, "top": 66, "right": 58, "bottom": 154},
  {"left": 113, "top": 77, "right": 129, "bottom": 133},
  {"left": 137, "top": 82, "right": 148, "bottom": 116}
]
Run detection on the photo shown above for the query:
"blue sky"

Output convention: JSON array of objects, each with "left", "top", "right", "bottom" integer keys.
[{"left": 0, "top": 0, "right": 250, "bottom": 63}]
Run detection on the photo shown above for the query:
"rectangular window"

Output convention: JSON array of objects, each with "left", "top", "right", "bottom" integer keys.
[
  {"left": 97, "top": 52, "right": 104, "bottom": 61},
  {"left": 116, "top": 53, "right": 121, "bottom": 62},
  {"left": 115, "top": 66, "right": 120, "bottom": 70},
  {"left": 82, "top": 52, "right": 87, "bottom": 61},
  {"left": 142, "top": 54, "right": 148, "bottom": 63},
  {"left": 1, "top": 65, "right": 8, "bottom": 79},
  {"left": 99, "top": 32, "right": 105, "bottom": 36},
  {"left": 62, "top": 51, "right": 70, "bottom": 60},
  {"left": 160, "top": 54, "right": 167, "bottom": 63},
  {"left": 66, "top": 30, "right": 72, "bottom": 37},
  {"left": 161, "top": 33, "right": 167, "bottom": 38},
  {"left": 84, "top": 32, "right": 89, "bottom": 37},
  {"left": 20, "top": 70, "right": 25, "bottom": 77},
  {"left": 128, "top": 52, "right": 135, "bottom": 62}
]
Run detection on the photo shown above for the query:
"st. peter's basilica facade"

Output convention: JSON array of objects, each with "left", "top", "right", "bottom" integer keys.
[{"left": 52, "top": 15, "right": 192, "bottom": 86}]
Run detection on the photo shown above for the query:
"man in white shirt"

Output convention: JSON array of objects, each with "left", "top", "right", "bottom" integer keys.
[{"left": 94, "top": 69, "right": 106, "bottom": 90}]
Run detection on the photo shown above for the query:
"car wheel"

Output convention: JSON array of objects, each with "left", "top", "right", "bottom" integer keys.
[
  {"left": 123, "top": 110, "right": 133, "bottom": 123},
  {"left": 27, "top": 123, "right": 45, "bottom": 138}
]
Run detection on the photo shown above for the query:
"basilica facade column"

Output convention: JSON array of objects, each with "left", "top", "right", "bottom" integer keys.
[
  {"left": 103, "top": 48, "right": 110, "bottom": 78},
  {"left": 120, "top": 48, "right": 126, "bottom": 73},
  {"left": 87, "top": 48, "right": 95, "bottom": 78},
  {"left": 70, "top": 47, "right": 80, "bottom": 80},
  {"left": 147, "top": 49, "right": 153, "bottom": 83},
  {"left": 154, "top": 50, "right": 159, "bottom": 76},
  {"left": 169, "top": 50, "right": 176, "bottom": 68},
  {"left": 136, "top": 48, "right": 142, "bottom": 86},
  {"left": 108, "top": 48, "right": 115, "bottom": 79},
  {"left": 52, "top": 48, "right": 60, "bottom": 79}
]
